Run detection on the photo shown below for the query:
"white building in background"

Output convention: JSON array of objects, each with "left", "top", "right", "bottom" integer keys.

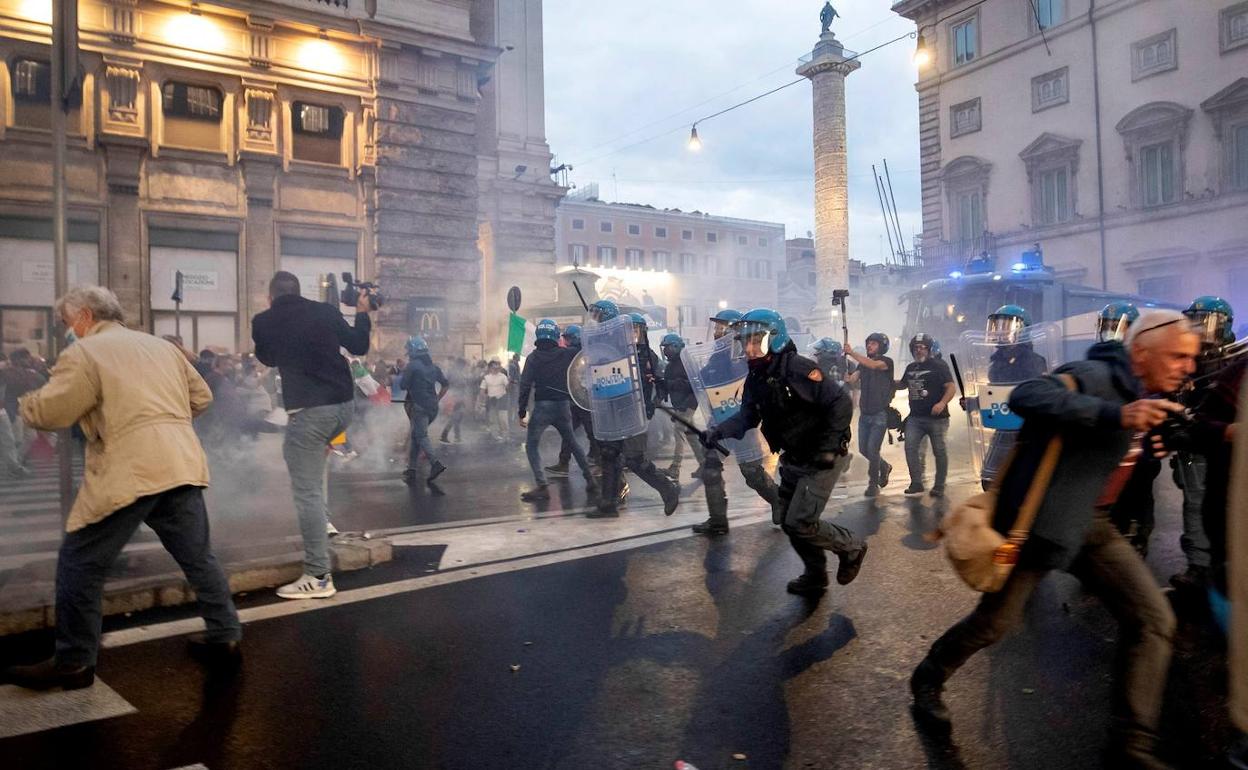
[
  {"left": 894, "top": 0, "right": 1248, "bottom": 314},
  {"left": 554, "top": 193, "right": 785, "bottom": 336}
]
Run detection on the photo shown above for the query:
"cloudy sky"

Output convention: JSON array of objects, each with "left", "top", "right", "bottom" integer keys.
[{"left": 543, "top": 0, "right": 922, "bottom": 265}]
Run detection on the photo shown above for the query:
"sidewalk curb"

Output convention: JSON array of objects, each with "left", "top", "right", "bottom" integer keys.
[{"left": 0, "top": 536, "right": 393, "bottom": 637}]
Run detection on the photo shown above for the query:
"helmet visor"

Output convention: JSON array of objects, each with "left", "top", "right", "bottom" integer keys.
[
  {"left": 1186, "top": 311, "right": 1228, "bottom": 346},
  {"left": 1096, "top": 316, "right": 1130, "bottom": 343},
  {"left": 986, "top": 315, "right": 1025, "bottom": 345},
  {"left": 732, "top": 321, "right": 774, "bottom": 360},
  {"left": 708, "top": 319, "right": 733, "bottom": 342}
]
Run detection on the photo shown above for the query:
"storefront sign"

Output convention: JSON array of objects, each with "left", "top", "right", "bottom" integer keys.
[
  {"left": 407, "top": 297, "right": 448, "bottom": 339},
  {"left": 21, "top": 262, "right": 80, "bottom": 285},
  {"left": 173, "top": 270, "right": 219, "bottom": 292}
]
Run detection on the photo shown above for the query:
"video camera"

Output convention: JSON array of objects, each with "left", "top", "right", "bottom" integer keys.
[
  {"left": 1150, "top": 407, "right": 1196, "bottom": 453},
  {"left": 831, "top": 288, "right": 850, "bottom": 306},
  {"left": 340, "top": 272, "right": 385, "bottom": 311}
]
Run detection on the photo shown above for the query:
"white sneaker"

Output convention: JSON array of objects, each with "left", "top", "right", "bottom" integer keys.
[{"left": 276, "top": 573, "right": 336, "bottom": 600}]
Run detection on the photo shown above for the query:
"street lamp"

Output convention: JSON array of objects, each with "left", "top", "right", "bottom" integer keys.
[
  {"left": 687, "top": 124, "right": 702, "bottom": 152},
  {"left": 913, "top": 30, "right": 932, "bottom": 68},
  {"left": 717, "top": 299, "right": 728, "bottom": 310}
]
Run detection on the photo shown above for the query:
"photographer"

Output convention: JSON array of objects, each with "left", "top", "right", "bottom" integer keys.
[{"left": 252, "top": 271, "right": 372, "bottom": 600}]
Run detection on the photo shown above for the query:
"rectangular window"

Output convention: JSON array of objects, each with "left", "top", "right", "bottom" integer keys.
[
  {"left": 627, "top": 224, "right": 641, "bottom": 236},
  {"left": 1037, "top": 167, "right": 1070, "bottom": 224},
  {"left": 1223, "top": 2, "right": 1248, "bottom": 53},
  {"left": 681, "top": 229, "right": 693, "bottom": 241},
  {"left": 1140, "top": 141, "right": 1175, "bottom": 206},
  {"left": 1031, "top": 67, "right": 1069, "bottom": 112},
  {"left": 292, "top": 102, "right": 344, "bottom": 165},
  {"left": 1132, "top": 29, "right": 1177, "bottom": 81},
  {"left": 1034, "top": 0, "right": 1065, "bottom": 30},
  {"left": 703, "top": 255, "right": 717, "bottom": 275},
  {"left": 571, "top": 218, "right": 585, "bottom": 231},
  {"left": 679, "top": 253, "right": 696, "bottom": 273},
  {"left": 737, "top": 235, "right": 748, "bottom": 246},
  {"left": 706, "top": 231, "right": 718, "bottom": 243},
  {"left": 655, "top": 226, "right": 667, "bottom": 238},
  {"left": 736, "top": 258, "right": 750, "bottom": 278},
  {"left": 1138, "top": 275, "right": 1182, "bottom": 304},
  {"left": 568, "top": 243, "right": 588, "bottom": 265},
  {"left": 597, "top": 245, "right": 616, "bottom": 267},
  {"left": 678, "top": 305, "right": 697, "bottom": 328},
  {"left": 952, "top": 17, "right": 977, "bottom": 66},
  {"left": 653, "top": 250, "right": 670, "bottom": 271},
  {"left": 162, "top": 82, "right": 222, "bottom": 121},
  {"left": 600, "top": 221, "right": 613, "bottom": 233},
  {"left": 625, "top": 248, "right": 643, "bottom": 268},
  {"left": 1235, "top": 124, "right": 1248, "bottom": 191},
  {"left": 950, "top": 98, "right": 982, "bottom": 138},
  {"left": 758, "top": 237, "right": 768, "bottom": 247},
  {"left": 956, "top": 190, "right": 983, "bottom": 242},
  {"left": 13, "top": 59, "right": 50, "bottom": 102}
]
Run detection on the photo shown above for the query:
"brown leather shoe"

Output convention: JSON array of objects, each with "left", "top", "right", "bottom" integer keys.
[{"left": 3, "top": 658, "right": 95, "bottom": 691}]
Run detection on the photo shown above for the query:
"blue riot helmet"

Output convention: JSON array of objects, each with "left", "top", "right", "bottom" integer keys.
[
  {"left": 709, "top": 308, "right": 744, "bottom": 340},
  {"left": 406, "top": 336, "right": 429, "bottom": 357},
  {"left": 628, "top": 312, "right": 649, "bottom": 345},
  {"left": 561, "top": 324, "right": 582, "bottom": 348},
  {"left": 909, "top": 332, "right": 937, "bottom": 359},
  {"left": 660, "top": 332, "right": 685, "bottom": 360},
  {"left": 812, "top": 337, "right": 844, "bottom": 358},
  {"left": 865, "top": 331, "right": 890, "bottom": 356},
  {"left": 535, "top": 318, "right": 560, "bottom": 344},
  {"left": 589, "top": 298, "right": 619, "bottom": 323},
  {"left": 1184, "top": 296, "right": 1234, "bottom": 347},
  {"left": 986, "top": 304, "right": 1032, "bottom": 345},
  {"left": 1096, "top": 301, "right": 1139, "bottom": 342},
  {"left": 733, "top": 308, "right": 790, "bottom": 359}
]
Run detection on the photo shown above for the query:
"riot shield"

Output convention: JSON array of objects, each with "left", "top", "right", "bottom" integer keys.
[
  {"left": 567, "top": 350, "right": 591, "bottom": 411},
  {"left": 956, "top": 322, "right": 1062, "bottom": 485},
  {"left": 681, "top": 336, "right": 767, "bottom": 464},
  {"left": 581, "top": 315, "right": 647, "bottom": 441}
]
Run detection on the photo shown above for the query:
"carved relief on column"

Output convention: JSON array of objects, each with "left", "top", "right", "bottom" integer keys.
[
  {"left": 361, "top": 99, "right": 376, "bottom": 167},
  {"left": 241, "top": 83, "right": 277, "bottom": 154},
  {"left": 102, "top": 59, "right": 143, "bottom": 137},
  {"left": 106, "top": 0, "right": 137, "bottom": 46},
  {"left": 248, "top": 17, "right": 274, "bottom": 69}
]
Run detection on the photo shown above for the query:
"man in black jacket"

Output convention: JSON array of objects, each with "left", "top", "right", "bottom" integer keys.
[
  {"left": 252, "top": 271, "right": 372, "bottom": 600},
  {"left": 518, "top": 319, "right": 596, "bottom": 502},
  {"left": 660, "top": 333, "right": 704, "bottom": 479},
  {"left": 910, "top": 310, "right": 1198, "bottom": 769},
  {"left": 709, "top": 309, "right": 867, "bottom": 596}
]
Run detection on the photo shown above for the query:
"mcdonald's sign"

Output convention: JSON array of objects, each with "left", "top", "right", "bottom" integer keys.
[{"left": 406, "top": 297, "right": 448, "bottom": 339}]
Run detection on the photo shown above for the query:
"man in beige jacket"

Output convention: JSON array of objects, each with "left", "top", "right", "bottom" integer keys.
[{"left": 2, "top": 287, "right": 241, "bottom": 691}]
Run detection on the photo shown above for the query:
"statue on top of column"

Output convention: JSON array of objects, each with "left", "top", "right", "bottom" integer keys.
[{"left": 820, "top": 2, "right": 839, "bottom": 34}]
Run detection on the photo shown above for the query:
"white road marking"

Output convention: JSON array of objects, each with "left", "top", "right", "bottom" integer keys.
[{"left": 0, "top": 680, "right": 136, "bottom": 739}]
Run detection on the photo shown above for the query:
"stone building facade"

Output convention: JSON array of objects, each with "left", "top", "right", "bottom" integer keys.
[
  {"left": 554, "top": 194, "right": 785, "bottom": 337},
  {"left": 0, "top": 0, "right": 560, "bottom": 361},
  {"left": 894, "top": 0, "right": 1248, "bottom": 313}
]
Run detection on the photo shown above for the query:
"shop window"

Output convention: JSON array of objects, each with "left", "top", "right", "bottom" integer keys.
[{"left": 292, "top": 101, "right": 344, "bottom": 165}]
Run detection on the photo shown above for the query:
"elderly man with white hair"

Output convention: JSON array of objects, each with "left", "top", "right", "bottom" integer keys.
[
  {"left": 1, "top": 286, "right": 241, "bottom": 691},
  {"left": 911, "top": 309, "right": 1200, "bottom": 769}
]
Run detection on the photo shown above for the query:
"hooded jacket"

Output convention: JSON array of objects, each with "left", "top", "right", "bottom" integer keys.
[
  {"left": 663, "top": 353, "right": 698, "bottom": 411},
  {"left": 399, "top": 355, "right": 447, "bottom": 420},
  {"left": 995, "top": 341, "right": 1139, "bottom": 570},
  {"left": 517, "top": 340, "right": 576, "bottom": 416}
]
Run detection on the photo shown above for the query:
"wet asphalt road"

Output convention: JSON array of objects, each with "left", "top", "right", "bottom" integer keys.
[{"left": 0, "top": 414, "right": 1236, "bottom": 769}]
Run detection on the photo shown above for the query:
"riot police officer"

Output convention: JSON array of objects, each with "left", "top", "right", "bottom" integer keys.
[
  {"left": 590, "top": 302, "right": 680, "bottom": 518},
  {"left": 399, "top": 336, "right": 448, "bottom": 486},
  {"left": 517, "top": 319, "right": 596, "bottom": 502},
  {"left": 548, "top": 324, "right": 598, "bottom": 476},
  {"left": 1097, "top": 301, "right": 1140, "bottom": 343},
  {"left": 660, "top": 333, "right": 704, "bottom": 479},
  {"left": 707, "top": 309, "right": 868, "bottom": 595},
  {"left": 812, "top": 337, "right": 854, "bottom": 384},
  {"left": 1170, "top": 296, "right": 1236, "bottom": 591},
  {"left": 688, "top": 308, "right": 783, "bottom": 533}
]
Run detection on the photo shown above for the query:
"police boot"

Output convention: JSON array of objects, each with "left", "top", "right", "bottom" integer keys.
[
  {"left": 786, "top": 573, "right": 828, "bottom": 597},
  {"left": 909, "top": 660, "right": 952, "bottom": 730},
  {"left": 520, "top": 485, "right": 550, "bottom": 502}
]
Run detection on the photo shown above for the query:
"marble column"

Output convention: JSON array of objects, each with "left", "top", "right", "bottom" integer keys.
[{"left": 797, "top": 31, "right": 860, "bottom": 336}]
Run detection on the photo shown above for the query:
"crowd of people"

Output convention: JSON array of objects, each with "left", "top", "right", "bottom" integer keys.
[{"left": 0, "top": 275, "right": 1243, "bottom": 768}]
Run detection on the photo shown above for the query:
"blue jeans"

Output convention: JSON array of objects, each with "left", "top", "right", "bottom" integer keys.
[
  {"left": 1175, "top": 452, "right": 1210, "bottom": 568},
  {"left": 408, "top": 408, "right": 439, "bottom": 469},
  {"left": 55, "top": 486, "right": 241, "bottom": 666},
  {"left": 526, "top": 400, "right": 591, "bottom": 485},
  {"left": 904, "top": 415, "right": 949, "bottom": 491},
  {"left": 283, "top": 401, "right": 354, "bottom": 576},
  {"left": 857, "top": 412, "right": 889, "bottom": 485}
]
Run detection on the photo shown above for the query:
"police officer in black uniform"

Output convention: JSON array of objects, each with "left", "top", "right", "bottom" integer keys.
[
  {"left": 547, "top": 324, "right": 598, "bottom": 476},
  {"left": 707, "top": 309, "right": 868, "bottom": 595}
]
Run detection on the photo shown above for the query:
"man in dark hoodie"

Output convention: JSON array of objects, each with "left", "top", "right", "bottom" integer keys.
[
  {"left": 398, "top": 336, "right": 448, "bottom": 486},
  {"left": 707, "top": 308, "right": 867, "bottom": 596},
  {"left": 910, "top": 310, "right": 1198, "bottom": 770},
  {"left": 660, "top": 333, "right": 704, "bottom": 479},
  {"left": 517, "top": 319, "right": 596, "bottom": 502},
  {"left": 548, "top": 324, "right": 598, "bottom": 476}
]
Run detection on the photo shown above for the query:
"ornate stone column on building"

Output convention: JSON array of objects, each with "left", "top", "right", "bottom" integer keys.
[{"left": 797, "top": 23, "right": 860, "bottom": 337}]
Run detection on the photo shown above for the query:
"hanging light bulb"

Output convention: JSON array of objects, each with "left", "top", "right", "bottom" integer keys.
[
  {"left": 687, "top": 124, "right": 702, "bottom": 152},
  {"left": 913, "top": 31, "right": 932, "bottom": 68}
]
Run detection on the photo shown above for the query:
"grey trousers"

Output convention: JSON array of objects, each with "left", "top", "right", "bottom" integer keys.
[
  {"left": 920, "top": 512, "right": 1175, "bottom": 746},
  {"left": 283, "top": 401, "right": 354, "bottom": 576},
  {"left": 778, "top": 455, "right": 863, "bottom": 576}
]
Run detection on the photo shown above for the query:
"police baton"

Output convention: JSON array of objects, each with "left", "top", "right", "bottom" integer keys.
[
  {"left": 656, "top": 405, "right": 730, "bottom": 457},
  {"left": 949, "top": 353, "right": 967, "bottom": 398}
]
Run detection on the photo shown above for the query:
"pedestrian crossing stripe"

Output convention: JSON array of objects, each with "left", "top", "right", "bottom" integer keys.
[{"left": 0, "top": 680, "right": 136, "bottom": 739}]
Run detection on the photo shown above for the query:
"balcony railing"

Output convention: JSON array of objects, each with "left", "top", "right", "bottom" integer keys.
[{"left": 913, "top": 234, "right": 998, "bottom": 274}]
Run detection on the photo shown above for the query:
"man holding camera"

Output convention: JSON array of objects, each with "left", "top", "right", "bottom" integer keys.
[{"left": 252, "top": 271, "right": 372, "bottom": 600}]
